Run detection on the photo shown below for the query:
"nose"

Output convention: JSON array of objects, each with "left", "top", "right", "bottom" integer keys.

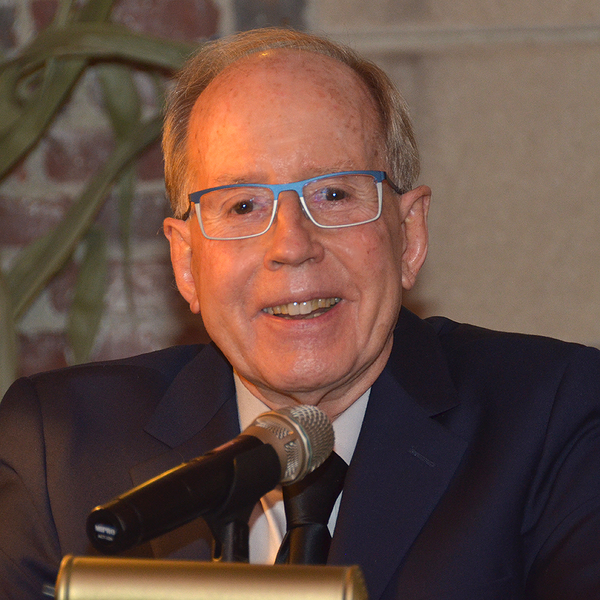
[{"left": 263, "top": 191, "right": 325, "bottom": 269}]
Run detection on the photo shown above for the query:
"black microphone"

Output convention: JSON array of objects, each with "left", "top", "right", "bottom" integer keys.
[{"left": 87, "top": 405, "right": 334, "bottom": 554}]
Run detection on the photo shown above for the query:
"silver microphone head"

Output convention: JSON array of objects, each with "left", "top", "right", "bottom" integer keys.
[{"left": 245, "top": 405, "right": 334, "bottom": 484}]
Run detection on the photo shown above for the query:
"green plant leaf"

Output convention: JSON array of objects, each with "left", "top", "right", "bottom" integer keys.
[
  {"left": 53, "top": 0, "right": 76, "bottom": 27},
  {"left": 117, "top": 166, "right": 136, "bottom": 246},
  {"left": 97, "top": 64, "right": 140, "bottom": 319},
  {"left": 67, "top": 228, "right": 108, "bottom": 364},
  {"left": 75, "top": 0, "right": 119, "bottom": 23},
  {"left": 11, "top": 23, "right": 194, "bottom": 76},
  {"left": 6, "top": 115, "right": 162, "bottom": 320},
  {"left": 0, "top": 15, "right": 192, "bottom": 178},
  {"left": 0, "top": 268, "right": 18, "bottom": 398},
  {"left": 0, "top": 0, "right": 120, "bottom": 135},
  {"left": 0, "top": 63, "right": 34, "bottom": 134},
  {"left": 116, "top": 166, "right": 137, "bottom": 317},
  {"left": 0, "top": 57, "right": 87, "bottom": 179},
  {"left": 97, "top": 63, "right": 141, "bottom": 140}
]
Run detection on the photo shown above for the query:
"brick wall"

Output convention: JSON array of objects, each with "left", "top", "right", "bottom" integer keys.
[{"left": 1, "top": 0, "right": 221, "bottom": 377}]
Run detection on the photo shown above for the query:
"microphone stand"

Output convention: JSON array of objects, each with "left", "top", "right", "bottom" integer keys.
[
  {"left": 202, "top": 443, "right": 281, "bottom": 563},
  {"left": 205, "top": 504, "right": 254, "bottom": 563}
]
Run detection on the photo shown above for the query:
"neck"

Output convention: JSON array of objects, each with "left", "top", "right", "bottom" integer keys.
[{"left": 235, "top": 337, "right": 392, "bottom": 420}]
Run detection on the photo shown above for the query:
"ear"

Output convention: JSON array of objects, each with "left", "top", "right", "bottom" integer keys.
[
  {"left": 163, "top": 217, "right": 201, "bottom": 314},
  {"left": 399, "top": 185, "right": 431, "bottom": 291}
]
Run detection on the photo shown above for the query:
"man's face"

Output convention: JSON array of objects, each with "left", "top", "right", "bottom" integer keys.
[{"left": 165, "top": 51, "right": 429, "bottom": 417}]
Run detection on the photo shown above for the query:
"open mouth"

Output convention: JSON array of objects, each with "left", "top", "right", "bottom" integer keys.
[{"left": 263, "top": 297, "right": 341, "bottom": 319}]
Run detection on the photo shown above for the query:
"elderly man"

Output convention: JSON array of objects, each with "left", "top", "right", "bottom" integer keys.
[{"left": 1, "top": 28, "right": 600, "bottom": 600}]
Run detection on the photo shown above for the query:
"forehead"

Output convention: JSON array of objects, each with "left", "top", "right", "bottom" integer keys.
[
  {"left": 197, "top": 48, "right": 378, "bottom": 120},
  {"left": 186, "top": 50, "right": 384, "bottom": 179}
]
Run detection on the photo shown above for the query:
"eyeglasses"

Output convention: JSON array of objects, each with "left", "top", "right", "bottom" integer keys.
[{"left": 188, "top": 170, "right": 405, "bottom": 241}]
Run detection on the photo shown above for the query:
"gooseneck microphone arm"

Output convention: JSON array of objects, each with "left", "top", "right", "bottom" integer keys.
[
  {"left": 86, "top": 405, "right": 334, "bottom": 558},
  {"left": 203, "top": 440, "right": 282, "bottom": 562}
]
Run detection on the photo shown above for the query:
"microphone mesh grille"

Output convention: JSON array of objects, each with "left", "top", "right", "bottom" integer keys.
[
  {"left": 251, "top": 405, "right": 334, "bottom": 483},
  {"left": 282, "top": 405, "right": 334, "bottom": 472}
]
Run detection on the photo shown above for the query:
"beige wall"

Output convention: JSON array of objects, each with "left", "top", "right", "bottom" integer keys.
[{"left": 310, "top": 1, "right": 600, "bottom": 347}]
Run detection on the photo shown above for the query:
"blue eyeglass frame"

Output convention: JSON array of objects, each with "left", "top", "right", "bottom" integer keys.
[{"left": 187, "top": 170, "right": 405, "bottom": 241}]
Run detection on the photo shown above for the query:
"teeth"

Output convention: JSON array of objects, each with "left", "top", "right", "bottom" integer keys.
[{"left": 264, "top": 297, "right": 341, "bottom": 317}]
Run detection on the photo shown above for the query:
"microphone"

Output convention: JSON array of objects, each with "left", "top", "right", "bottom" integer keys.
[{"left": 87, "top": 405, "right": 334, "bottom": 554}]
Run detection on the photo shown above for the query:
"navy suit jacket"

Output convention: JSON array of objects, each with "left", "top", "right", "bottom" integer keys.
[{"left": 1, "top": 309, "right": 600, "bottom": 599}]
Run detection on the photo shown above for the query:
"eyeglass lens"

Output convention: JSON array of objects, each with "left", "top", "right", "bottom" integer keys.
[{"left": 199, "top": 173, "right": 380, "bottom": 239}]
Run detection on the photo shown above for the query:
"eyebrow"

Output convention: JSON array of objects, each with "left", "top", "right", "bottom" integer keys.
[{"left": 214, "top": 173, "right": 265, "bottom": 185}]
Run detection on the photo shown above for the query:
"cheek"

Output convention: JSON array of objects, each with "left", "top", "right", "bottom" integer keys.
[
  {"left": 193, "top": 254, "right": 235, "bottom": 344},
  {"left": 352, "top": 223, "right": 404, "bottom": 283},
  {"left": 193, "top": 245, "right": 254, "bottom": 315}
]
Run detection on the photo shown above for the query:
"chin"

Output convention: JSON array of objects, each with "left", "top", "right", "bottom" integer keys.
[{"left": 265, "top": 367, "right": 350, "bottom": 398}]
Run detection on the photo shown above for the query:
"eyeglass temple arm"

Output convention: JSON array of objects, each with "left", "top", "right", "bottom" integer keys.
[
  {"left": 386, "top": 176, "right": 408, "bottom": 196},
  {"left": 181, "top": 202, "right": 193, "bottom": 221}
]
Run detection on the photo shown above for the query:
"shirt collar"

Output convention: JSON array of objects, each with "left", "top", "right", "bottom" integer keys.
[{"left": 234, "top": 372, "right": 369, "bottom": 466}]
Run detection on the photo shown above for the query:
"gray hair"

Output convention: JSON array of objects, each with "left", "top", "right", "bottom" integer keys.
[{"left": 163, "top": 28, "right": 420, "bottom": 217}]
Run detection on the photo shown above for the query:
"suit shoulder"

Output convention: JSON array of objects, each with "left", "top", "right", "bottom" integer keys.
[
  {"left": 425, "top": 315, "right": 600, "bottom": 390},
  {"left": 0, "top": 344, "right": 207, "bottom": 420},
  {"left": 28, "top": 344, "right": 204, "bottom": 385},
  {"left": 426, "top": 315, "right": 599, "bottom": 359}
]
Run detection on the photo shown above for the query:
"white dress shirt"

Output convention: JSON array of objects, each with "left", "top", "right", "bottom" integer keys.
[{"left": 234, "top": 373, "right": 370, "bottom": 564}]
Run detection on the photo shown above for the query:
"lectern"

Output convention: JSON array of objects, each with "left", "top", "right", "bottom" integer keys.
[{"left": 54, "top": 555, "right": 369, "bottom": 600}]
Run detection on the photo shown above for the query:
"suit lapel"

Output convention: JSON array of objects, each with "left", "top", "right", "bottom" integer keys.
[
  {"left": 128, "top": 344, "right": 240, "bottom": 560},
  {"left": 329, "top": 309, "right": 468, "bottom": 600}
]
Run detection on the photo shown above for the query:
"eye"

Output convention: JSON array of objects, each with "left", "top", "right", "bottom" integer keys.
[
  {"left": 233, "top": 199, "right": 254, "bottom": 214},
  {"left": 324, "top": 187, "right": 348, "bottom": 201},
  {"left": 221, "top": 189, "right": 272, "bottom": 220},
  {"left": 315, "top": 186, "right": 350, "bottom": 203}
]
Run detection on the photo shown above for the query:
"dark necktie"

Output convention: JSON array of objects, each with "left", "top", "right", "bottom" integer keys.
[{"left": 275, "top": 452, "right": 347, "bottom": 565}]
